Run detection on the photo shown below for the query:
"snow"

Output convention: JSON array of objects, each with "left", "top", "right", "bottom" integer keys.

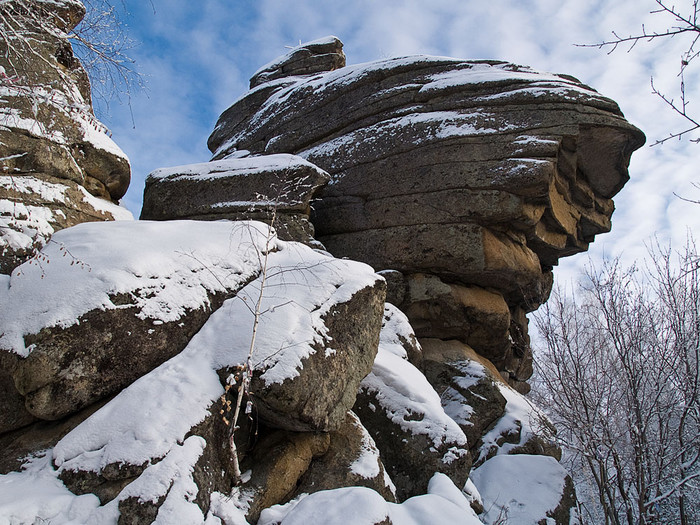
[
  {"left": 206, "top": 491, "right": 252, "bottom": 525},
  {"left": 0, "top": 452, "right": 101, "bottom": 524},
  {"left": 148, "top": 154, "right": 325, "bottom": 181},
  {"left": 347, "top": 412, "right": 382, "bottom": 480},
  {"left": 360, "top": 318, "right": 468, "bottom": 449},
  {"left": 0, "top": 174, "right": 133, "bottom": 221},
  {"left": 419, "top": 63, "right": 595, "bottom": 93},
  {"left": 378, "top": 303, "right": 419, "bottom": 359},
  {"left": 257, "top": 473, "right": 483, "bottom": 524},
  {"left": 470, "top": 454, "right": 568, "bottom": 524},
  {"left": 439, "top": 359, "right": 489, "bottom": 429},
  {"left": 48, "top": 221, "right": 378, "bottom": 473},
  {"left": 0, "top": 437, "right": 207, "bottom": 524},
  {"left": 0, "top": 220, "right": 265, "bottom": 356},
  {"left": 119, "top": 437, "right": 207, "bottom": 525}
]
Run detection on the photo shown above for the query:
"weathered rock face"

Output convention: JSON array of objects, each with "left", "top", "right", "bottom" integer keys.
[
  {"left": 0, "top": 0, "right": 131, "bottom": 274},
  {"left": 207, "top": 36, "right": 644, "bottom": 392},
  {"left": 140, "top": 155, "right": 330, "bottom": 245},
  {"left": 246, "top": 279, "right": 385, "bottom": 432}
]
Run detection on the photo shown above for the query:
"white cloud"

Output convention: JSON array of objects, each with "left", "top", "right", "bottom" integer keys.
[{"left": 103, "top": 0, "right": 698, "bottom": 281}]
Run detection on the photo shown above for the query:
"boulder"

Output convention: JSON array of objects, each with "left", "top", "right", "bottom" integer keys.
[
  {"left": 376, "top": 269, "right": 407, "bottom": 307},
  {"left": 248, "top": 35, "right": 345, "bottom": 89},
  {"left": 293, "top": 412, "right": 396, "bottom": 503},
  {"left": 420, "top": 339, "right": 507, "bottom": 449},
  {"left": 0, "top": 350, "right": 36, "bottom": 434},
  {"left": 140, "top": 154, "right": 330, "bottom": 245},
  {"left": 418, "top": 338, "right": 559, "bottom": 467},
  {"left": 249, "top": 278, "right": 385, "bottom": 432}
]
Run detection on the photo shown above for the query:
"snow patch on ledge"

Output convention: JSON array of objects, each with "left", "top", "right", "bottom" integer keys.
[
  {"left": 360, "top": 312, "right": 467, "bottom": 449},
  {"left": 147, "top": 154, "right": 325, "bottom": 182},
  {"left": 0, "top": 220, "right": 267, "bottom": 356}
]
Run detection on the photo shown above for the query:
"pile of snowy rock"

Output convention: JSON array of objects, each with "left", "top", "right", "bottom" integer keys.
[{"left": 0, "top": 21, "right": 643, "bottom": 525}]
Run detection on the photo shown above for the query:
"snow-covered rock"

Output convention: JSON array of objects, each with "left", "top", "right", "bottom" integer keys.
[
  {"left": 470, "top": 455, "right": 576, "bottom": 525},
  {"left": 140, "top": 155, "right": 330, "bottom": 246},
  {"left": 0, "top": 33, "right": 652, "bottom": 524},
  {"left": 354, "top": 307, "right": 471, "bottom": 500},
  {"left": 0, "top": 0, "right": 131, "bottom": 273}
]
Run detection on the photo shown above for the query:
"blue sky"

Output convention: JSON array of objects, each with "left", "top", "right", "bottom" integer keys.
[{"left": 99, "top": 0, "right": 700, "bottom": 283}]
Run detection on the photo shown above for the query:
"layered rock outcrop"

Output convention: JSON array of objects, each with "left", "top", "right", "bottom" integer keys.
[
  {"left": 0, "top": 0, "right": 131, "bottom": 274},
  {"left": 208, "top": 36, "right": 644, "bottom": 392},
  {"left": 0, "top": 33, "right": 644, "bottom": 525}
]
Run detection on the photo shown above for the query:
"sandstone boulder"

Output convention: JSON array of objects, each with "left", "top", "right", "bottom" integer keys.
[
  {"left": 140, "top": 154, "right": 330, "bottom": 245},
  {"left": 249, "top": 36, "right": 345, "bottom": 89},
  {"left": 235, "top": 428, "right": 331, "bottom": 523},
  {"left": 0, "top": 0, "right": 130, "bottom": 198},
  {"left": 248, "top": 278, "right": 385, "bottom": 432},
  {"left": 0, "top": 350, "right": 36, "bottom": 434}
]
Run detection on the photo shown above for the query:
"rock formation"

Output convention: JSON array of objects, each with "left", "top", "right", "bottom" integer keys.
[
  {"left": 0, "top": 30, "right": 644, "bottom": 525},
  {"left": 0, "top": 0, "right": 131, "bottom": 274},
  {"left": 207, "top": 36, "right": 645, "bottom": 393}
]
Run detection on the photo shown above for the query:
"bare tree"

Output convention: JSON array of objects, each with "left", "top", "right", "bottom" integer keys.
[
  {"left": 533, "top": 240, "right": 700, "bottom": 525},
  {"left": 0, "top": 0, "right": 142, "bottom": 115},
  {"left": 580, "top": 0, "right": 700, "bottom": 145}
]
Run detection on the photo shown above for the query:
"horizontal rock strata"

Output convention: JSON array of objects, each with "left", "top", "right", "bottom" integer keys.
[{"left": 208, "top": 37, "right": 644, "bottom": 390}]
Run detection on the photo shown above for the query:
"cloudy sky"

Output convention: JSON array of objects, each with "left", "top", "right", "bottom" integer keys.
[{"left": 98, "top": 0, "right": 700, "bottom": 284}]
